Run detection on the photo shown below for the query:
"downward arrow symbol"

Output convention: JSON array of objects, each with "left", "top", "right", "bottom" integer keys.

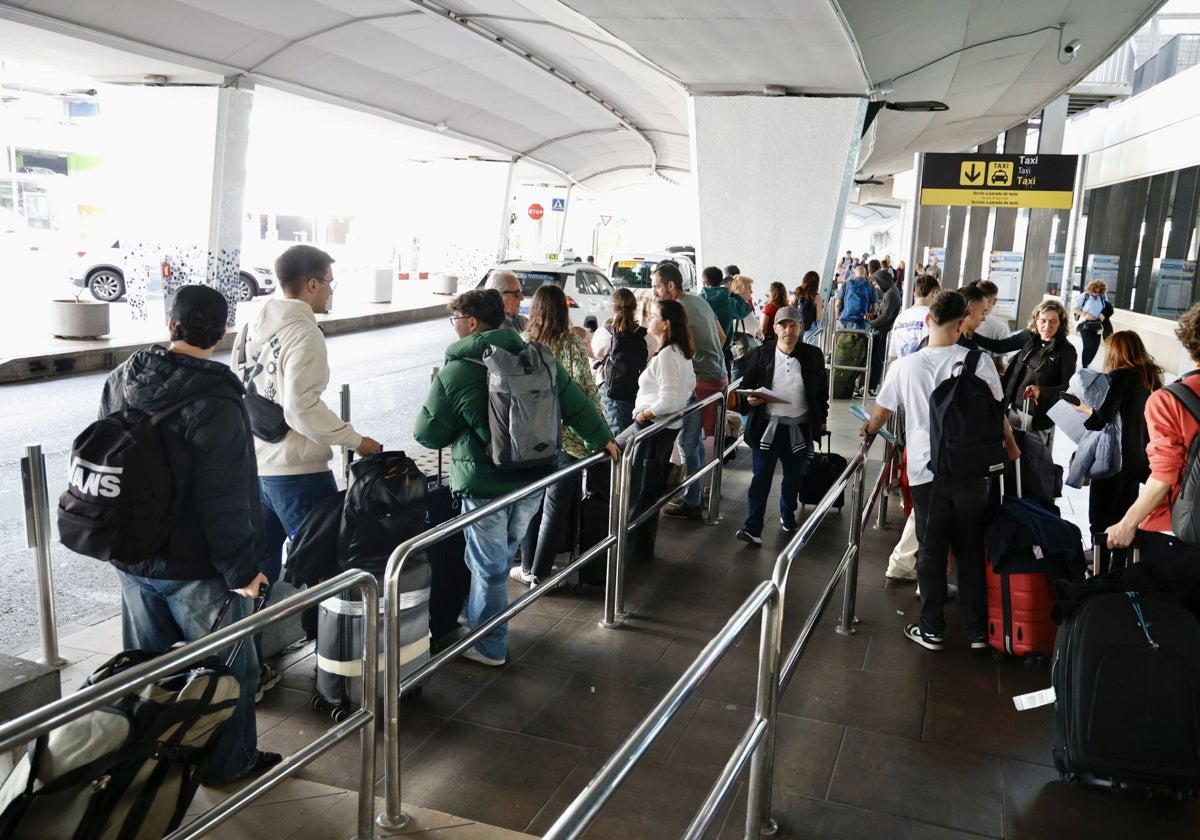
[{"left": 965, "top": 164, "right": 982, "bottom": 184}]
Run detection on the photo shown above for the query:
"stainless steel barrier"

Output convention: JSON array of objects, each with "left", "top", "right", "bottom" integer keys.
[
  {"left": 378, "top": 450, "right": 616, "bottom": 832},
  {"left": 21, "top": 443, "right": 65, "bottom": 667},
  {"left": 547, "top": 437, "right": 887, "bottom": 839},
  {"left": 827, "top": 326, "right": 873, "bottom": 406},
  {"left": 0, "top": 570, "right": 380, "bottom": 840}
]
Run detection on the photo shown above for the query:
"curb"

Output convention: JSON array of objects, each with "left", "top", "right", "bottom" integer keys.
[{"left": 0, "top": 303, "right": 447, "bottom": 385}]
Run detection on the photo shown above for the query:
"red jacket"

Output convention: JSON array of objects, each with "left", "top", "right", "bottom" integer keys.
[{"left": 1142, "top": 376, "right": 1200, "bottom": 532}]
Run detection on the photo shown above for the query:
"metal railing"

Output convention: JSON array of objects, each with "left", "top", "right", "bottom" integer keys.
[
  {"left": 827, "top": 326, "right": 873, "bottom": 405},
  {"left": 377, "top": 449, "right": 617, "bottom": 831},
  {"left": 544, "top": 436, "right": 886, "bottom": 839},
  {"left": 0, "top": 570, "right": 381, "bottom": 840}
]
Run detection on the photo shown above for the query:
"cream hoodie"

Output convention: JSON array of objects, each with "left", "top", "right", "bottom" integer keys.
[{"left": 233, "top": 298, "right": 363, "bottom": 476}]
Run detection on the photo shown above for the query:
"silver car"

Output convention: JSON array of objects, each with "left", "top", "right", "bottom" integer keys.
[{"left": 71, "top": 241, "right": 276, "bottom": 302}]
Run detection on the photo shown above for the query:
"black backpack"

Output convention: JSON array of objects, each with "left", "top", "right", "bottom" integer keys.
[
  {"left": 338, "top": 452, "right": 429, "bottom": 577},
  {"left": 602, "top": 326, "right": 649, "bottom": 402},
  {"left": 927, "top": 349, "right": 1006, "bottom": 481},
  {"left": 57, "top": 386, "right": 237, "bottom": 563},
  {"left": 1164, "top": 376, "right": 1200, "bottom": 544}
]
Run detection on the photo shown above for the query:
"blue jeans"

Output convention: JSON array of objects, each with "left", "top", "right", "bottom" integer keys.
[
  {"left": 118, "top": 571, "right": 259, "bottom": 784},
  {"left": 461, "top": 494, "right": 542, "bottom": 660},
  {"left": 601, "top": 393, "right": 635, "bottom": 436},
  {"left": 742, "top": 432, "right": 811, "bottom": 537},
  {"left": 678, "top": 379, "right": 727, "bottom": 507},
  {"left": 260, "top": 471, "right": 340, "bottom": 584}
]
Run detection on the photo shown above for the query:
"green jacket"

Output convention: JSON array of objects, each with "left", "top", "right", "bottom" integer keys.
[
  {"left": 701, "top": 286, "right": 752, "bottom": 349},
  {"left": 414, "top": 329, "right": 613, "bottom": 499}
]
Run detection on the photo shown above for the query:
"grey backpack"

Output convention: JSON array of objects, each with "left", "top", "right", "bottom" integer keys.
[
  {"left": 471, "top": 343, "right": 561, "bottom": 470},
  {"left": 1165, "top": 379, "right": 1200, "bottom": 544}
]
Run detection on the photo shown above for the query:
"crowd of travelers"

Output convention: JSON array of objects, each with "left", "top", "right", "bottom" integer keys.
[{"left": 73, "top": 237, "right": 1200, "bottom": 788}]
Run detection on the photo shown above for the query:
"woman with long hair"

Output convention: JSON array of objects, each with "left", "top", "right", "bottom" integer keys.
[
  {"left": 618, "top": 298, "right": 697, "bottom": 459},
  {"left": 974, "top": 299, "right": 1077, "bottom": 448},
  {"left": 1074, "top": 330, "right": 1163, "bottom": 570},
  {"left": 793, "top": 271, "right": 823, "bottom": 346},
  {"left": 760, "top": 281, "right": 789, "bottom": 339},
  {"left": 511, "top": 283, "right": 605, "bottom": 586},
  {"left": 591, "top": 287, "right": 657, "bottom": 434}
]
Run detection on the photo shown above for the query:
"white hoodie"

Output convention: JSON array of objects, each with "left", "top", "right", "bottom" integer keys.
[{"left": 233, "top": 298, "right": 362, "bottom": 476}]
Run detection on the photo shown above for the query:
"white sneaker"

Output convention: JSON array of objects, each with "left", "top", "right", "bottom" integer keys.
[
  {"left": 462, "top": 647, "right": 506, "bottom": 667},
  {"left": 509, "top": 566, "right": 537, "bottom": 585}
]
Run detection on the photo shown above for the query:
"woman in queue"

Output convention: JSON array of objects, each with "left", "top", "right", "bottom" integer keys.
[
  {"left": 1072, "top": 279, "right": 1113, "bottom": 370},
  {"left": 511, "top": 284, "right": 605, "bottom": 586},
  {"left": 617, "top": 298, "right": 696, "bottom": 460},
  {"left": 792, "top": 271, "right": 823, "bottom": 346},
  {"left": 760, "top": 281, "right": 788, "bottom": 339},
  {"left": 591, "top": 287, "right": 657, "bottom": 434},
  {"left": 1073, "top": 330, "right": 1162, "bottom": 571},
  {"left": 973, "top": 300, "right": 1077, "bottom": 448}
]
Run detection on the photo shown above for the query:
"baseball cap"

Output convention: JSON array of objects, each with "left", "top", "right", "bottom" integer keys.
[
  {"left": 169, "top": 284, "right": 228, "bottom": 330},
  {"left": 774, "top": 305, "right": 802, "bottom": 324}
]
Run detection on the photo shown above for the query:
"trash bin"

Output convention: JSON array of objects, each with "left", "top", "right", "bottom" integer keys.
[
  {"left": 370, "top": 267, "right": 393, "bottom": 303},
  {"left": 435, "top": 273, "right": 458, "bottom": 295}
]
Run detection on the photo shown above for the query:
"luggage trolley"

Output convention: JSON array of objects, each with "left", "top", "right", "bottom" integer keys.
[{"left": 827, "top": 326, "right": 873, "bottom": 406}]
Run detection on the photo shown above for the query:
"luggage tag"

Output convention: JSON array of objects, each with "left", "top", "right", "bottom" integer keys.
[{"left": 1013, "top": 687, "right": 1056, "bottom": 710}]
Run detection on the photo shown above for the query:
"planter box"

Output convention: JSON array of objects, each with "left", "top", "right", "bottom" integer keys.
[{"left": 50, "top": 300, "right": 111, "bottom": 339}]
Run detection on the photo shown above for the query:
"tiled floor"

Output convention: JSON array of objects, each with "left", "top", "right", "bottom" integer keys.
[{"left": 19, "top": 401, "right": 1200, "bottom": 838}]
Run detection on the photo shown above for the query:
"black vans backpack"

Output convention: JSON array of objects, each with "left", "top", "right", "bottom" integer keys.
[
  {"left": 1164, "top": 377, "right": 1200, "bottom": 543},
  {"left": 57, "top": 386, "right": 237, "bottom": 563},
  {"left": 603, "top": 326, "right": 649, "bottom": 402},
  {"left": 338, "top": 451, "right": 429, "bottom": 576},
  {"left": 927, "top": 349, "right": 1006, "bottom": 481}
]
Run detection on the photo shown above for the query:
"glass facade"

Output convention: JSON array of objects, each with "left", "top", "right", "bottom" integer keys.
[{"left": 1075, "top": 165, "right": 1200, "bottom": 316}]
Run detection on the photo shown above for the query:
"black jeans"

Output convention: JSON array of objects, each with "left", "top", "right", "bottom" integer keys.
[
  {"left": 909, "top": 477, "right": 990, "bottom": 639},
  {"left": 1080, "top": 326, "right": 1102, "bottom": 369}
]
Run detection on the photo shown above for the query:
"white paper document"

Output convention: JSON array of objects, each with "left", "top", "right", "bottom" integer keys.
[
  {"left": 736, "top": 387, "right": 790, "bottom": 404},
  {"left": 1047, "top": 400, "right": 1090, "bottom": 443}
]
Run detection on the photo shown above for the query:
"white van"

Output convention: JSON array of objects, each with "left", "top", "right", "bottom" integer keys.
[{"left": 608, "top": 252, "right": 697, "bottom": 293}]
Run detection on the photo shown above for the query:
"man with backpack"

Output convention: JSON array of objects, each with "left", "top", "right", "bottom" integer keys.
[
  {"left": 700, "top": 265, "right": 752, "bottom": 375},
  {"left": 92, "top": 285, "right": 279, "bottom": 784},
  {"left": 1107, "top": 302, "right": 1200, "bottom": 614},
  {"left": 835, "top": 264, "right": 877, "bottom": 330},
  {"left": 860, "top": 292, "right": 1018, "bottom": 652},
  {"left": 414, "top": 289, "right": 617, "bottom": 666}
]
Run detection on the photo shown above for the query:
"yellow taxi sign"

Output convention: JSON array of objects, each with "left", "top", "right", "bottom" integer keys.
[{"left": 921, "top": 153, "right": 1077, "bottom": 209}]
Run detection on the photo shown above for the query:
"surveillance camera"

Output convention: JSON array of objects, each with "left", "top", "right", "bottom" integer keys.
[{"left": 1063, "top": 39, "right": 1082, "bottom": 56}]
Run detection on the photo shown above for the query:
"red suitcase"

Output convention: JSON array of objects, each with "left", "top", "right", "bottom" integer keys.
[{"left": 986, "top": 561, "right": 1056, "bottom": 662}]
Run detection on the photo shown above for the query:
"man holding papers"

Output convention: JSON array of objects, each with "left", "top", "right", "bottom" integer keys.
[{"left": 736, "top": 306, "right": 828, "bottom": 545}]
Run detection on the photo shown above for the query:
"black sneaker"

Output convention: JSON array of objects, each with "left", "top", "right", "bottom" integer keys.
[
  {"left": 663, "top": 500, "right": 702, "bottom": 520},
  {"left": 903, "top": 623, "right": 944, "bottom": 651},
  {"left": 780, "top": 513, "right": 799, "bottom": 533},
  {"left": 736, "top": 528, "right": 762, "bottom": 546},
  {"left": 968, "top": 637, "right": 990, "bottom": 651}
]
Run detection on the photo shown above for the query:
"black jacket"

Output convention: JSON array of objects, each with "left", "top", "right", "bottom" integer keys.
[
  {"left": 974, "top": 330, "right": 1077, "bottom": 431},
  {"left": 1083, "top": 367, "right": 1153, "bottom": 481},
  {"left": 99, "top": 345, "right": 263, "bottom": 589},
  {"left": 740, "top": 339, "right": 828, "bottom": 447}
]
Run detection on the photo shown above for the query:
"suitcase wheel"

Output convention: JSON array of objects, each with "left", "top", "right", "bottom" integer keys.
[
  {"left": 990, "top": 649, "right": 1005, "bottom": 664},
  {"left": 331, "top": 704, "right": 353, "bottom": 724},
  {"left": 1022, "top": 653, "right": 1046, "bottom": 670}
]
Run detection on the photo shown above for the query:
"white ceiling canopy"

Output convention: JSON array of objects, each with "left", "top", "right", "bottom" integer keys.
[{"left": 0, "top": 0, "right": 1165, "bottom": 191}]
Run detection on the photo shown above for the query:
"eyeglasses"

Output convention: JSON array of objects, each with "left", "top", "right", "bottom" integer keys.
[
  {"left": 449, "top": 314, "right": 470, "bottom": 324},
  {"left": 501, "top": 289, "right": 523, "bottom": 297}
]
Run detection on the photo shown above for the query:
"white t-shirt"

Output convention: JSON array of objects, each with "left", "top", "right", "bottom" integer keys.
[
  {"left": 974, "top": 315, "right": 1009, "bottom": 341},
  {"left": 875, "top": 344, "right": 1004, "bottom": 487},
  {"left": 591, "top": 324, "right": 657, "bottom": 387},
  {"left": 887, "top": 305, "right": 929, "bottom": 360}
]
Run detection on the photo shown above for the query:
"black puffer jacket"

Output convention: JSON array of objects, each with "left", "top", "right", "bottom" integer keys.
[{"left": 99, "top": 345, "right": 263, "bottom": 589}]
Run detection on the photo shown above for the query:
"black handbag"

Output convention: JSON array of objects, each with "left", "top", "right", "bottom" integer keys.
[
  {"left": 244, "top": 393, "right": 289, "bottom": 443},
  {"left": 236, "top": 328, "right": 290, "bottom": 443}
]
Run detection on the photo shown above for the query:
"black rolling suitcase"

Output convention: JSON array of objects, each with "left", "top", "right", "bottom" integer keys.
[
  {"left": 427, "top": 451, "right": 469, "bottom": 641},
  {"left": 1052, "top": 578, "right": 1200, "bottom": 797},
  {"left": 800, "top": 432, "right": 846, "bottom": 510},
  {"left": 314, "top": 452, "right": 431, "bottom": 719},
  {"left": 576, "top": 457, "right": 662, "bottom": 585}
]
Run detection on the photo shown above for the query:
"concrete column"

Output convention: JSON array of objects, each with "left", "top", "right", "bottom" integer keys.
[
  {"left": 690, "top": 95, "right": 866, "bottom": 298},
  {"left": 1017, "top": 98, "right": 1068, "bottom": 321},
  {"left": 205, "top": 80, "right": 254, "bottom": 319},
  {"left": 991, "top": 122, "right": 1030, "bottom": 251},
  {"left": 942, "top": 205, "right": 968, "bottom": 287}
]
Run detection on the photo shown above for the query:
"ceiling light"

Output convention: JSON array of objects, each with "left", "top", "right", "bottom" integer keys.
[{"left": 884, "top": 100, "right": 949, "bottom": 112}]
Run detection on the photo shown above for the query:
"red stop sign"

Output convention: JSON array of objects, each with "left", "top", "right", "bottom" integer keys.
[{"left": 528, "top": 203, "right": 545, "bottom": 220}]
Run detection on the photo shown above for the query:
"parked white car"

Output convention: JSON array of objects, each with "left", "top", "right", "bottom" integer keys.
[
  {"left": 479, "top": 261, "right": 615, "bottom": 330},
  {"left": 70, "top": 241, "right": 277, "bottom": 302},
  {"left": 608, "top": 251, "right": 696, "bottom": 293}
]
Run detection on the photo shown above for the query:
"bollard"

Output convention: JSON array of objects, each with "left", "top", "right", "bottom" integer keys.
[
  {"left": 22, "top": 445, "right": 65, "bottom": 667},
  {"left": 340, "top": 383, "right": 352, "bottom": 486}
]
